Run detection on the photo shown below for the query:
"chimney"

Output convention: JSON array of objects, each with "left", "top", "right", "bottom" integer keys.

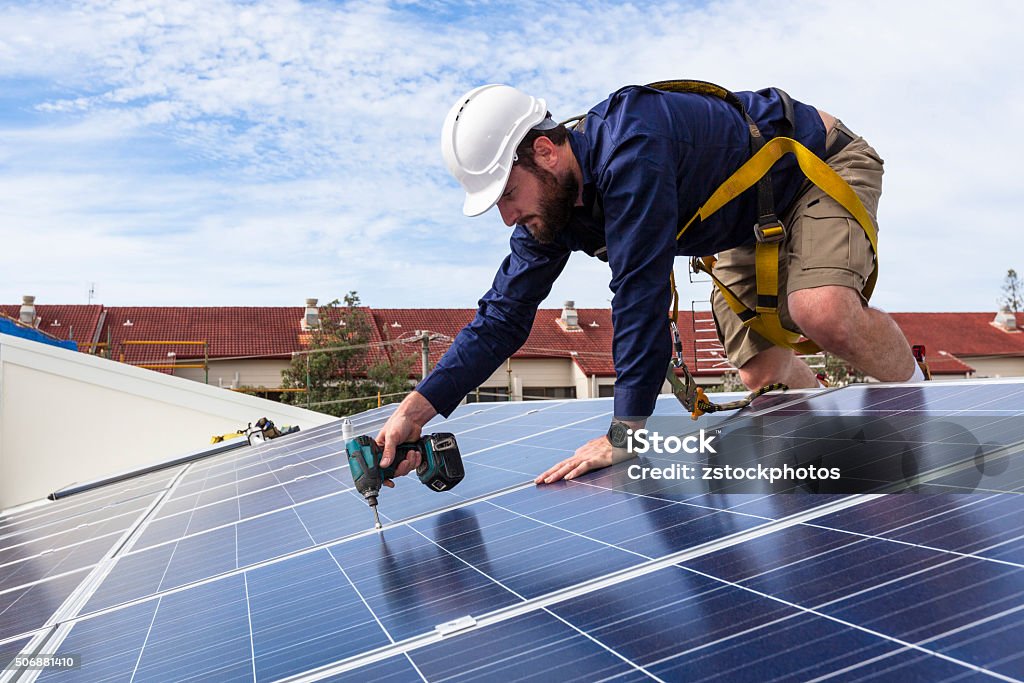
[
  {"left": 19, "top": 295, "right": 39, "bottom": 328},
  {"left": 558, "top": 300, "right": 580, "bottom": 331},
  {"left": 993, "top": 306, "right": 1019, "bottom": 332},
  {"left": 302, "top": 298, "right": 319, "bottom": 331}
]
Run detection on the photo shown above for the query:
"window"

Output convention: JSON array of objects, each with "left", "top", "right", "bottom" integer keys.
[
  {"left": 466, "top": 386, "right": 509, "bottom": 403},
  {"left": 598, "top": 385, "right": 614, "bottom": 398},
  {"left": 523, "top": 386, "right": 577, "bottom": 401}
]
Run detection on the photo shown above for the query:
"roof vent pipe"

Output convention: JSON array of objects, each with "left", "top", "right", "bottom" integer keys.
[
  {"left": 19, "top": 295, "right": 38, "bottom": 328},
  {"left": 303, "top": 298, "right": 319, "bottom": 331},
  {"left": 993, "top": 306, "right": 1018, "bottom": 332},
  {"left": 559, "top": 300, "right": 579, "bottom": 331}
]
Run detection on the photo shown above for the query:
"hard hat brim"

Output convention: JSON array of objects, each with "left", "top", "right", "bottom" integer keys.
[{"left": 462, "top": 171, "right": 510, "bottom": 217}]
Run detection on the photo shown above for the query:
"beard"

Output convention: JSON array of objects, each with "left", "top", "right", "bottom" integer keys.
[{"left": 522, "top": 167, "right": 579, "bottom": 245}]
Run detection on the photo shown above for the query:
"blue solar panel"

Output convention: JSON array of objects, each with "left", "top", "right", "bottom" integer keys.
[
  {"left": 317, "top": 656, "right": 423, "bottom": 683},
  {"left": 80, "top": 542, "right": 176, "bottom": 613},
  {"left": 247, "top": 550, "right": 390, "bottom": 681},
  {"left": 327, "top": 527, "right": 522, "bottom": 641},
  {"left": 409, "top": 611, "right": 652, "bottom": 682},
  {"left": 930, "top": 609, "right": 1024, "bottom": 680},
  {"left": 490, "top": 483, "right": 767, "bottom": 559},
  {"left": 3, "top": 380, "right": 1023, "bottom": 681},
  {"left": 647, "top": 613, "right": 908, "bottom": 681},
  {"left": 811, "top": 493, "right": 1024, "bottom": 555},
  {"left": 0, "top": 569, "right": 90, "bottom": 642},
  {"left": 0, "top": 637, "right": 31, "bottom": 677}
]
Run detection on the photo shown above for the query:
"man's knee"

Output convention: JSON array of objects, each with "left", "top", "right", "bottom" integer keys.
[
  {"left": 738, "top": 346, "right": 794, "bottom": 389},
  {"left": 789, "top": 286, "right": 865, "bottom": 355}
]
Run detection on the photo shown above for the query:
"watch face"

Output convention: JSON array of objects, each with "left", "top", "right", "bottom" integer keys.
[{"left": 608, "top": 421, "right": 630, "bottom": 448}]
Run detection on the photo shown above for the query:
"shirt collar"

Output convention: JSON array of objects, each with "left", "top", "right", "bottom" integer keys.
[
  {"left": 567, "top": 128, "right": 598, "bottom": 213},
  {"left": 567, "top": 128, "right": 594, "bottom": 187}
]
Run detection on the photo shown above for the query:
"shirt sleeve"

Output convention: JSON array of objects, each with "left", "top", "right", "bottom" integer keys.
[
  {"left": 416, "top": 225, "right": 571, "bottom": 417},
  {"left": 599, "top": 132, "right": 679, "bottom": 419}
]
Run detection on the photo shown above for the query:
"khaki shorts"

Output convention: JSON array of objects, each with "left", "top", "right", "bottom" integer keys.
[{"left": 711, "top": 121, "right": 884, "bottom": 369}]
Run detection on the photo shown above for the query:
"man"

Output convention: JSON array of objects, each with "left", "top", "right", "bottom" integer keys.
[{"left": 376, "top": 82, "right": 922, "bottom": 485}]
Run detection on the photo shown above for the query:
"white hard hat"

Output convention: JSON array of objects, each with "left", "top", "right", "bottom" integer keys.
[{"left": 441, "top": 84, "right": 549, "bottom": 217}]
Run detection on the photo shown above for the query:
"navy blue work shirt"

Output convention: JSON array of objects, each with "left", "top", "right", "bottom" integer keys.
[{"left": 418, "top": 85, "right": 827, "bottom": 419}]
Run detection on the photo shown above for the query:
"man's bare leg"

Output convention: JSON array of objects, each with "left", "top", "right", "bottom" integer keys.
[
  {"left": 788, "top": 285, "right": 916, "bottom": 381},
  {"left": 738, "top": 344, "right": 819, "bottom": 391}
]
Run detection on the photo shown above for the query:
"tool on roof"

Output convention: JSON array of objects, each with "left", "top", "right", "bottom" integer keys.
[
  {"left": 344, "top": 419, "right": 465, "bottom": 530},
  {"left": 210, "top": 430, "right": 246, "bottom": 445},
  {"left": 212, "top": 418, "right": 299, "bottom": 445},
  {"left": 246, "top": 417, "right": 300, "bottom": 445},
  {"left": 912, "top": 344, "right": 933, "bottom": 380}
]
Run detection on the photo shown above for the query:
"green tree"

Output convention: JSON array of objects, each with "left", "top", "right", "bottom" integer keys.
[
  {"left": 821, "top": 352, "right": 866, "bottom": 387},
  {"left": 1000, "top": 268, "right": 1023, "bottom": 313},
  {"left": 280, "top": 292, "right": 414, "bottom": 417},
  {"left": 719, "top": 370, "right": 746, "bottom": 393}
]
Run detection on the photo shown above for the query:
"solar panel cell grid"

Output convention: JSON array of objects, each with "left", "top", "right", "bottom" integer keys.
[
  {"left": 0, "top": 569, "right": 90, "bottom": 642},
  {"left": 247, "top": 549, "right": 391, "bottom": 681},
  {"left": 327, "top": 526, "right": 523, "bottom": 642},
  {"left": 3, "top": 381, "right": 1022, "bottom": 681},
  {"left": 0, "top": 534, "right": 119, "bottom": 593},
  {"left": 0, "top": 475, "right": 169, "bottom": 542},
  {"left": 0, "top": 637, "right": 30, "bottom": 673},
  {"left": 408, "top": 611, "right": 651, "bottom": 682},
  {"left": 81, "top": 542, "right": 176, "bottom": 614}
]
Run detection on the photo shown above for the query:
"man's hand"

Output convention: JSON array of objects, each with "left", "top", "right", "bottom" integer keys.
[
  {"left": 535, "top": 435, "right": 633, "bottom": 484},
  {"left": 375, "top": 391, "right": 438, "bottom": 487}
]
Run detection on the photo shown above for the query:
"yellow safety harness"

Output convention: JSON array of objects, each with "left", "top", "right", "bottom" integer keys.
[{"left": 650, "top": 80, "right": 879, "bottom": 418}]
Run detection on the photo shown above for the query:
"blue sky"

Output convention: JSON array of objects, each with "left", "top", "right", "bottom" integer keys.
[{"left": 0, "top": 0, "right": 1020, "bottom": 312}]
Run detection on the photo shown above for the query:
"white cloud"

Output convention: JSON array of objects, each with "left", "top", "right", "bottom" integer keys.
[{"left": 0, "top": 0, "right": 1021, "bottom": 311}]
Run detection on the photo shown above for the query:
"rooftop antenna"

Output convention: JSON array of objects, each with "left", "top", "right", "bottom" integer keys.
[{"left": 88, "top": 282, "right": 96, "bottom": 305}]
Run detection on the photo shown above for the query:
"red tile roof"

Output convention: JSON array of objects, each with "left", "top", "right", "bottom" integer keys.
[
  {"left": 372, "top": 308, "right": 722, "bottom": 378},
  {"left": 373, "top": 308, "right": 475, "bottom": 373},
  {"left": 891, "top": 312, "right": 1024, "bottom": 360},
  {"left": 0, "top": 305, "right": 104, "bottom": 344},
  {"left": 924, "top": 351, "right": 976, "bottom": 376},
  {"left": 98, "top": 307, "right": 305, "bottom": 370},
  {"left": 96, "top": 306, "right": 392, "bottom": 371}
]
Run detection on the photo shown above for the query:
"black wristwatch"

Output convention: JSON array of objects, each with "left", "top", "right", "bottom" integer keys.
[{"left": 606, "top": 420, "right": 631, "bottom": 449}]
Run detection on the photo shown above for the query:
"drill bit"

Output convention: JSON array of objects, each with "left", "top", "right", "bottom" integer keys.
[{"left": 372, "top": 504, "right": 382, "bottom": 530}]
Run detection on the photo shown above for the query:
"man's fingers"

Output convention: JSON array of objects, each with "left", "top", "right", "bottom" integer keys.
[
  {"left": 536, "top": 461, "right": 569, "bottom": 484},
  {"left": 393, "top": 452, "right": 420, "bottom": 478},
  {"left": 564, "top": 460, "right": 591, "bottom": 481},
  {"left": 382, "top": 479, "right": 395, "bottom": 488},
  {"left": 548, "top": 461, "right": 579, "bottom": 483},
  {"left": 539, "top": 458, "right": 582, "bottom": 484},
  {"left": 380, "top": 437, "right": 397, "bottom": 468},
  {"left": 535, "top": 464, "right": 558, "bottom": 484},
  {"left": 535, "top": 459, "right": 566, "bottom": 483}
]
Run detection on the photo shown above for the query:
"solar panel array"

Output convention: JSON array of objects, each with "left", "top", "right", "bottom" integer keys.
[{"left": 1, "top": 380, "right": 1023, "bottom": 682}]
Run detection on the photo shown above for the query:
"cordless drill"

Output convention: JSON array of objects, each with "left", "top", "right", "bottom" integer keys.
[{"left": 345, "top": 427, "right": 465, "bottom": 529}]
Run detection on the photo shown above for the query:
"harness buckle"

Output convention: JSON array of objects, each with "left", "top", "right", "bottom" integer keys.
[{"left": 754, "top": 216, "right": 786, "bottom": 244}]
